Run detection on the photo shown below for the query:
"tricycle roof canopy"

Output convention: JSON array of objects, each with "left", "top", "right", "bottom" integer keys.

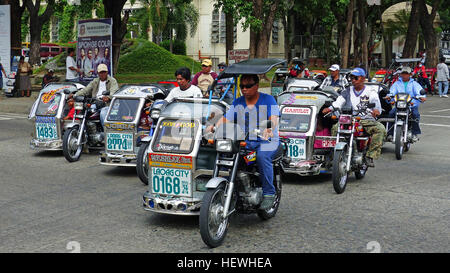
[
  {"left": 115, "top": 84, "right": 166, "bottom": 98},
  {"left": 218, "top": 58, "right": 287, "bottom": 80}
]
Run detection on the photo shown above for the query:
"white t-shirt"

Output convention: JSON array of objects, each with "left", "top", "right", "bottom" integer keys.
[
  {"left": 66, "top": 56, "right": 78, "bottom": 80},
  {"left": 164, "top": 85, "right": 203, "bottom": 102},
  {"left": 97, "top": 80, "right": 107, "bottom": 99},
  {"left": 332, "top": 86, "right": 382, "bottom": 121}
]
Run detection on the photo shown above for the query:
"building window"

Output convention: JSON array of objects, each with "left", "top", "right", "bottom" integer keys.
[
  {"left": 211, "top": 10, "right": 236, "bottom": 44},
  {"left": 272, "top": 21, "right": 279, "bottom": 44}
]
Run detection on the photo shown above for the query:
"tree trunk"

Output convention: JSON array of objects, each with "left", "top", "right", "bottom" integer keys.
[
  {"left": 418, "top": 0, "right": 440, "bottom": 68},
  {"left": 6, "top": 0, "right": 26, "bottom": 57},
  {"left": 249, "top": 0, "right": 280, "bottom": 59},
  {"left": 225, "top": 11, "right": 234, "bottom": 64},
  {"left": 24, "top": 0, "right": 55, "bottom": 66},
  {"left": 358, "top": 0, "right": 368, "bottom": 74},
  {"left": 341, "top": 0, "right": 354, "bottom": 68},
  {"left": 103, "top": 0, "right": 129, "bottom": 75},
  {"left": 402, "top": 0, "right": 421, "bottom": 58}
]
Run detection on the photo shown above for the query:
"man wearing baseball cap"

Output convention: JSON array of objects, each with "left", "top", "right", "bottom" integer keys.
[
  {"left": 386, "top": 66, "right": 426, "bottom": 142},
  {"left": 320, "top": 64, "right": 349, "bottom": 90},
  {"left": 42, "top": 68, "right": 57, "bottom": 88},
  {"left": 75, "top": 63, "right": 119, "bottom": 127},
  {"left": 323, "top": 67, "right": 386, "bottom": 167},
  {"left": 192, "top": 59, "right": 218, "bottom": 96}
]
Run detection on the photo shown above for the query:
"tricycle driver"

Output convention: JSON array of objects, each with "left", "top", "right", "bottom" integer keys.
[
  {"left": 322, "top": 68, "right": 386, "bottom": 167},
  {"left": 71, "top": 64, "right": 119, "bottom": 127},
  {"left": 206, "top": 74, "right": 281, "bottom": 210}
]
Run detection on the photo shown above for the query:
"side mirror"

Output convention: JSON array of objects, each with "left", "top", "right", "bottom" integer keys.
[
  {"left": 75, "top": 96, "right": 85, "bottom": 102},
  {"left": 420, "top": 89, "right": 426, "bottom": 95},
  {"left": 102, "top": 90, "right": 110, "bottom": 96},
  {"left": 63, "top": 89, "right": 71, "bottom": 95}
]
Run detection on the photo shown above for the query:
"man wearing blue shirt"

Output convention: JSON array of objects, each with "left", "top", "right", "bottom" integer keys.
[
  {"left": 207, "top": 74, "right": 280, "bottom": 210},
  {"left": 386, "top": 66, "right": 426, "bottom": 142}
]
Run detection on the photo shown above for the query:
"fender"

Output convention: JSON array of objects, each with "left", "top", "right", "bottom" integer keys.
[
  {"left": 205, "top": 177, "right": 228, "bottom": 189},
  {"left": 64, "top": 122, "right": 80, "bottom": 131},
  {"left": 140, "top": 136, "right": 152, "bottom": 143},
  {"left": 334, "top": 142, "right": 347, "bottom": 151}
]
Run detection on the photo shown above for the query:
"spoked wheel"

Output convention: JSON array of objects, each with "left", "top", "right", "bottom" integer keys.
[
  {"left": 62, "top": 127, "right": 83, "bottom": 162},
  {"left": 258, "top": 169, "right": 282, "bottom": 220},
  {"left": 332, "top": 149, "right": 349, "bottom": 194},
  {"left": 136, "top": 142, "right": 149, "bottom": 185},
  {"left": 199, "top": 184, "right": 229, "bottom": 248},
  {"left": 395, "top": 125, "right": 403, "bottom": 160}
]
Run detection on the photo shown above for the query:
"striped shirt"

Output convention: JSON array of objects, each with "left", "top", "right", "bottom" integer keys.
[{"left": 320, "top": 74, "right": 349, "bottom": 89}]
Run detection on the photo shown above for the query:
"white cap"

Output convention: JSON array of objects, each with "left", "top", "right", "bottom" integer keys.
[
  {"left": 97, "top": 64, "right": 108, "bottom": 73},
  {"left": 329, "top": 64, "right": 340, "bottom": 71}
]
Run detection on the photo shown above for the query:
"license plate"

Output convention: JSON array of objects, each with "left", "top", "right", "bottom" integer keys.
[
  {"left": 151, "top": 167, "right": 191, "bottom": 197},
  {"left": 287, "top": 138, "right": 306, "bottom": 160},
  {"left": 36, "top": 122, "right": 58, "bottom": 140},
  {"left": 107, "top": 133, "right": 133, "bottom": 151}
]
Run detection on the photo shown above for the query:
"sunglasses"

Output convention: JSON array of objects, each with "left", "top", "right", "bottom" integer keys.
[
  {"left": 240, "top": 82, "right": 257, "bottom": 89},
  {"left": 218, "top": 66, "right": 226, "bottom": 69},
  {"left": 350, "top": 75, "right": 361, "bottom": 81}
]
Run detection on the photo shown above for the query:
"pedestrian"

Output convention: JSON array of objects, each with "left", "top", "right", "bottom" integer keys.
[
  {"left": 192, "top": 59, "right": 218, "bottom": 96},
  {"left": 319, "top": 64, "right": 349, "bottom": 89},
  {"left": 0, "top": 57, "right": 7, "bottom": 90},
  {"left": 42, "top": 69, "right": 57, "bottom": 88},
  {"left": 18, "top": 56, "right": 32, "bottom": 97},
  {"left": 436, "top": 57, "right": 449, "bottom": 98},
  {"left": 66, "top": 48, "right": 81, "bottom": 82}
]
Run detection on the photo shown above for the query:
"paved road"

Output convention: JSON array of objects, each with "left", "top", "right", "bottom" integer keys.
[{"left": 0, "top": 96, "right": 449, "bottom": 253}]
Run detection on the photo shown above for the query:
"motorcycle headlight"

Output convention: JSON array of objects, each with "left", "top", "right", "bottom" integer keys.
[
  {"left": 216, "top": 139, "right": 233, "bottom": 152},
  {"left": 150, "top": 110, "right": 160, "bottom": 120},
  {"left": 339, "top": 115, "right": 352, "bottom": 124},
  {"left": 397, "top": 101, "right": 407, "bottom": 108},
  {"left": 6, "top": 80, "right": 13, "bottom": 86}
]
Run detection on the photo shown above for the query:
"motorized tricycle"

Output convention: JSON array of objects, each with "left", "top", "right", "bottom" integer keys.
[
  {"left": 276, "top": 86, "right": 339, "bottom": 177},
  {"left": 28, "top": 82, "right": 85, "bottom": 151},
  {"left": 379, "top": 90, "right": 426, "bottom": 160},
  {"left": 99, "top": 84, "right": 167, "bottom": 168},
  {"left": 270, "top": 67, "right": 289, "bottom": 97},
  {"left": 141, "top": 97, "right": 231, "bottom": 214}
]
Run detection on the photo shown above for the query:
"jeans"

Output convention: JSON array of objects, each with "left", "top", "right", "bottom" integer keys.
[
  {"left": 438, "top": 81, "right": 449, "bottom": 96},
  {"left": 245, "top": 140, "right": 279, "bottom": 196},
  {"left": 388, "top": 106, "right": 421, "bottom": 135}
]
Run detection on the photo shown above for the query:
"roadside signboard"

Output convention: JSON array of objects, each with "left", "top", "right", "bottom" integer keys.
[
  {"left": 228, "top": 49, "right": 250, "bottom": 64},
  {"left": 77, "top": 18, "right": 113, "bottom": 81}
]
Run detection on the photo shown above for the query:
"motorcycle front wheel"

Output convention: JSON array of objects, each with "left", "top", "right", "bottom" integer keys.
[
  {"left": 62, "top": 127, "right": 83, "bottom": 162},
  {"left": 136, "top": 142, "right": 149, "bottom": 185},
  {"left": 395, "top": 125, "right": 403, "bottom": 160},
  {"left": 199, "top": 184, "right": 229, "bottom": 248},
  {"left": 332, "top": 149, "right": 349, "bottom": 194}
]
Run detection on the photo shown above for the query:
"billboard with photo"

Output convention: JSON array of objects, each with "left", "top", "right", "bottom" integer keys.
[
  {"left": 77, "top": 18, "right": 113, "bottom": 81},
  {"left": 0, "top": 5, "right": 11, "bottom": 89}
]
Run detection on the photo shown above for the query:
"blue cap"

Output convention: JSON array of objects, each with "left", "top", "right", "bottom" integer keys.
[{"left": 350, "top": 67, "right": 366, "bottom": 77}]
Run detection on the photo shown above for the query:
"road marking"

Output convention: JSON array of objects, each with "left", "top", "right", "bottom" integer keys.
[
  {"left": 0, "top": 113, "right": 28, "bottom": 121},
  {"left": 421, "top": 123, "right": 450, "bottom": 128},
  {"left": 429, "top": 109, "right": 450, "bottom": 113},
  {"left": 421, "top": 114, "right": 450, "bottom": 119}
]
